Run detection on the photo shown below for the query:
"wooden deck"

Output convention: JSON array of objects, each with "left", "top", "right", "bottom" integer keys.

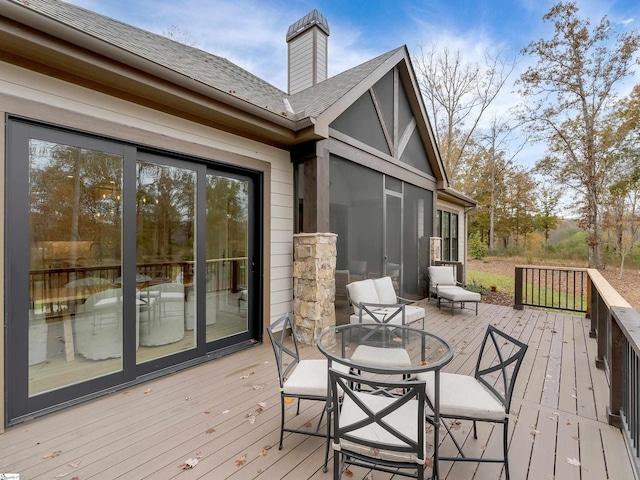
[{"left": 1, "top": 302, "right": 637, "bottom": 479}]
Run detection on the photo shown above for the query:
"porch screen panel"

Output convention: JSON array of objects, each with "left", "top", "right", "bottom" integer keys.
[
  {"left": 330, "top": 156, "right": 383, "bottom": 283},
  {"left": 404, "top": 184, "right": 433, "bottom": 298},
  {"left": 28, "top": 140, "right": 123, "bottom": 395}
]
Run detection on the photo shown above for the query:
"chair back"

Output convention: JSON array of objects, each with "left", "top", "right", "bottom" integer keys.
[
  {"left": 474, "top": 325, "right": 528, "bottom": 412},
  {"left": 428, "top": 265, "right": 457, "bottom": 286},
  {"left": 267, "top": 313, "right": 300, "bottom": 389},
  {"left": 359, "top": 303, "right": 406, "bottom": 325},
  {"left": 329, "top": 368, "right": 426, "bottom": 464}
]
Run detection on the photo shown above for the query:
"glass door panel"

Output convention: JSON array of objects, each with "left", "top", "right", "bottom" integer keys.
[
  {"left": 28, "top": 139, "right": 123, "bottom": 396},
  {"left": 205, "top": 172, "right": 249, "bottom": 342},
  {"left": 135, "top": 160, "right": 196, "bottom": 363}
]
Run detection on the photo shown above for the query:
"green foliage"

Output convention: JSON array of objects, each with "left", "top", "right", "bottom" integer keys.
[
  {"left": 468, "top": 231, "right": 487, "bottom": 258},
  {"left": 467, "top": 269, "right": 514, "bottom": 295}
]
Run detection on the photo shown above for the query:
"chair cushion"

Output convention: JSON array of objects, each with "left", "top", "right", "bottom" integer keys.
[
  {"left": 405, "top": 306, "right": 425, "bottom": 325},
  {"left": 337, "top": 391, "right": 425, "bottom": 464},
  {"left": 373, "top": 276, "right": 397, "bottom": 304},
  {"left": 283, "top": 359, "right": 350, "bottom": 397},
  {"left": 417, "top": 371, "right": 506, "bottom": 421},
  {"left": 351, "top": 345, "right": 412, "bottom": 369},
  {"left": 428, "top": 266, "right": 457, "bottom": 286},
  {"left": 283, "top": 359, "right": 329, "bottom": 396},
  {"left": 437, "top": 286, "right": 481, "bottom": 302},
  {"left": 347, "top": 279, "right": 380, "bottom": 313}
]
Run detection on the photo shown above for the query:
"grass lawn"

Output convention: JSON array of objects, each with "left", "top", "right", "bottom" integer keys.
[{"left": 466, "top": 269, "right": 515, "bottom": 295}]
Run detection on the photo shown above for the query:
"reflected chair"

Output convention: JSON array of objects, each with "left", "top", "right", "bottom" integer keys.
[
  {"left": 329, "top": 367, "right": 428, "bottom": 480},
  {"left": 416, "top": 325, "right": 528, "bottom": 480},
  {"left": 140, "top": 283, "right": 185, "bottom": 346},
  {"left": 267, "top": 313, "right": 349, "bottom": 455},
  {"left": 75, "top": 288, "right": 140, "bottom": 360}
]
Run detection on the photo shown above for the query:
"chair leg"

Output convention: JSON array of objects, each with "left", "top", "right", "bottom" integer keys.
[
  {"left": 503, "top": 419, "right": 510, "bottom": 480},
  {"left": 279, "top": 396, "right": 285, "bottom": 450},
  {"left": 473, "top": 420, "right": 478, "bottom": 439},
  {"left": 333, "top": 447, "right": 341, "bottom": 479}
]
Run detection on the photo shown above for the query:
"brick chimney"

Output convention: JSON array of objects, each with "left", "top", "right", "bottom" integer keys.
[{"left": 286, "top": 9, "right": 329, "bottom": 95}]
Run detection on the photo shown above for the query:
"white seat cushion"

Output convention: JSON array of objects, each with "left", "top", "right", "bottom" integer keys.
[
  {"left": 351, "top": 345, "right": 412, "bottom": 369},
  {"left": 347, "top": 279, "right": 380, "bottom": 314},
  {"left": 417, "top": 371, "right": 506, "bottom": 421},
  {"left": 437, "top": 286, "right": 481, "bottom": 302},
  {"left": 372, "top": 276, "right": 397, "bottom": 304},
  {"left": 428, "top": 266, "right": 457, "bottom": 286},
  {"left": 337, "top": 391, "right": 425, "bottom": 464},
  {"left": 405, "top": 305, "right": 425, "bottom": 325},
  {"left": 284, "top": 359, "right": 350, "bottom": 397}
]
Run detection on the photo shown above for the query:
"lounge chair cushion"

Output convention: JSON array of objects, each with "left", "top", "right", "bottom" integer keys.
[
  {"left": 436, "top": 286, "right": 481, "bottom": 303},
  {"left": 373, "top": 276, "right": 397, "bottom": 304},
  {"left": 346, "top": 279, "right": 380, "bottom": 313}
]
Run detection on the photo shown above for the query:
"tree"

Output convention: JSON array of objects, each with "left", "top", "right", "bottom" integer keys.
[
  {"left": 517, "top": 1, "right": 640, "bottom": 268},
  {"left": 535, "top": 184, "right": 562, "bottom": 248},
  {"left": 413, "top": 44, "right": 516, "bottom": 186}
]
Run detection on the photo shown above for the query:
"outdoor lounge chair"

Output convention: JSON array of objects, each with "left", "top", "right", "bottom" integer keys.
[
  {"left": 346, "top": 277, "right": 425, "bottom": 328},
  {"left": 415, "top": 325, "right": 528, "bottom": 480},
  {"left": 428, "top": 265, "right": 481, "bottom": 315}
]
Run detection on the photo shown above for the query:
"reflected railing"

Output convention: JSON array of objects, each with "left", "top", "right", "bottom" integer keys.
[
  {"left": 30, "top": 258, "right": 248, "bottom": 322},
  {"left": 514, "top": 265, "right": 640, "bottom": 475}
]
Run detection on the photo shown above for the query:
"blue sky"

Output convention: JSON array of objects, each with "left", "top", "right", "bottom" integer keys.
[{"left": 65, "top": 0, "right": 640, "bottom": 171}]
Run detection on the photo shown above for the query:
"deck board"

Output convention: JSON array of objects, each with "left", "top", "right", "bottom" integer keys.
[{"left": 0, "top": 301, "right": 636, "bottom": 480}]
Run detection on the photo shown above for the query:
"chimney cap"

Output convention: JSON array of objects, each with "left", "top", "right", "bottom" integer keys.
[{"left": 286, "top": 9, "right": 329, "bottom": 42}]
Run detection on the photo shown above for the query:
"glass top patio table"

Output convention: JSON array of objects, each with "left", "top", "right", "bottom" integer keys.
[{"left": 316, "top": 323, "right": 453, "bottom": 375}]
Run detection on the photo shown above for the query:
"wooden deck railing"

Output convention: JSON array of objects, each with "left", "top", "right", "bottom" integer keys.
[
  {"left": 515, "top": 265, "right": 640, "bottom": 475},
  {"left": 514, "top": 265, "right": 588, "bottom": 313}
]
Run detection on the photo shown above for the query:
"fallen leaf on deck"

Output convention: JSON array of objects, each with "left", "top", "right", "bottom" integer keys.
[
  {"left": 222, "top": 409, "right": 230, "bottom": 414},
  {"left": 68, "top": 460, "right": 82, "bottom": 468},
  {"left": 284, "top": 397, "right": 293, "bottom": 403},
  {"left": 205, "top": 427, "right": 216, "bottom": 434},
  {"left": 44, "top": 450, "right": 62, "bottom": 459},
  {"left": 258, "top": 402, "right": 267, "bottom": 408},
  {"left": 260, "top": 448, "right": 269, "bottom": 456},
  {"left": 566, "top": 419, "right": 572, "bottom": 425},
  {"left": 248, "top": 415, "right": 256, "bottom": 424},
  {"left": 179, "top": 457, "right": 199, "bottom": 469},
  {"left": 450, "top": 420, "right": 462, "bottom": 430},
  {"left": 144, "top": 388, "right": 152, "bottom": 394},
  {"left": 235, "top": 453, "right": 248, "bottom": 467},
  {"left": 344, "top": 466, "right": 354, "bottom": 477},
  {"left": 204, "top": 411, "right": 211, "bottom": 414},
  {"left": 566, "top": 457, "right": 580, "bottom": 467},
  {"left": 253, "top": 385, "right": 263, "bottom": 390}
]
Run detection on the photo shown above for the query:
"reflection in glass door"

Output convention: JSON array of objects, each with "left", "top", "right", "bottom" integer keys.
[
  {"left": 205, "top": 171, "right": 249, "bottom": 343},
  {"left": 27, "top": 139, "right": 124, "bottom": 396},
  {"left": 135, "top": 158, "right": 197, "bottom": 364}
]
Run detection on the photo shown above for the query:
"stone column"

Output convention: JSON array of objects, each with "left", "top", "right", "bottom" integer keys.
[{"left": 292, "top": 232, "right": 337, "bottom": 345}]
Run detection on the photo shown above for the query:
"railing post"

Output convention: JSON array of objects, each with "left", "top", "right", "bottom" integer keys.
[
  {"left": 608, "top": 308, "right": 624, "bottom": 428},
  {"left": 514, "top": 266, "right": 523, "bottom": 310},
  {"left": 596, "top": 294, "right": 608, "bottom": 370},
  {"left": 590, "top": 278, "right": 598, "bottom": 338}
]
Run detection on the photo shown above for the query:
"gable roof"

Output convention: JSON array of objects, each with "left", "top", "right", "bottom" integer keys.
[{"left": 1, "top": 0, "right": 448, "bottom": 183}]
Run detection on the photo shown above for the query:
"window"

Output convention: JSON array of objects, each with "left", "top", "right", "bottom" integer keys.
[{"left": 436, "top": 209, "right": 459, "bottom": 261}]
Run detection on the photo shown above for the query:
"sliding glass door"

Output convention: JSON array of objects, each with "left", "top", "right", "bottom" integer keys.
[{"left": 5, "top": 119, "right": 262, "bottom": 424}]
